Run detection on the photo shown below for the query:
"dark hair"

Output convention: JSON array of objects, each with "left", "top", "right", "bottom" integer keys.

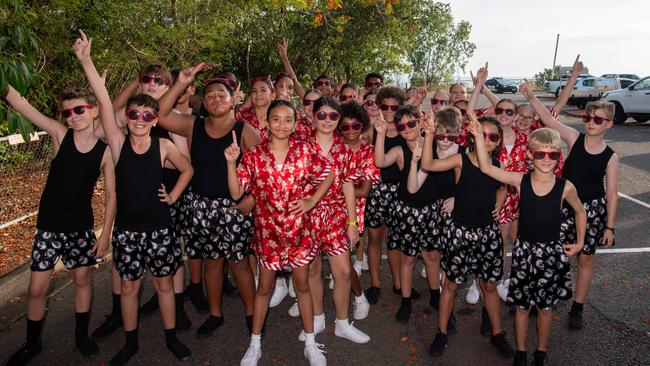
[
  {"left": 203, "top": 79, "right": 233, "bottom": 96},
  {"left": 170, "top": 68, "right": 181, "bottom": 84},
  {"left": 313, "top": 95, "right": 342, "bottom": 115},
  {"left": 363, "top": 91, "right": 376, "bottom": 100},
  {"left": 267, "top": 99, "right": 297, "bottom": 122},
  {"left": 340, "top": 102, "right": 370, "bottom": 131},
  {"left": 376, "top": 86, "right": 405, "bottom": 105},
  {"left": 454, "top": 99, "right": 468, "bottom": 107},
  {"left": 365, "top": 72, "right": 384, "bottom": 83},
  {"left": 496, "top": 98, "right": 518, "bottom": 111},
  {"left": 249, "top": 75, "right": 273, "bottom": 89},
  {"left": 140, "top": 64, "right": 171, "bottom": 85},
  {"left": 127, "top": 94, "right": 160, "bottom": 114},
  {"left": 449, "top": 83, "right": 467, "bottom": 93},
  {"left": 468, "top": 116, "right": 503, "bottom": 159},
  {"left": 340, "top": 82, "right": 359, "bottom": 94},
  {"left": 435, "top": 107, "right": 462, "bottom": 132},
  {"left": 274, "top": 72, "right": 294, "bottom": 85},
  {"left": 58, "top": 87, "right": 97, "bottom": 109},
  {"left": 394, "top": 105, "right": 421, "bottom": 124},
  {"left": 313, "top": 74, "right": 331, "bottom": 84}
]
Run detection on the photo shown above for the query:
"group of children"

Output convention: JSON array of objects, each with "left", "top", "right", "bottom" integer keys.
[{"left": 3, "top": 30, "right": 619, "bottom": 366}]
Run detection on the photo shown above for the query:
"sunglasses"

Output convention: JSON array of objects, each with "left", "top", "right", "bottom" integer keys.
[
  {"left": 495, "top": 107, "right": 516, "bottom": 117},
  {"left": 431, "top": 98, "right": 448, "bottom": 106},
  {"left": 435, "top": 134, "right": 458, "bottom": 142},
  {"left": 302, "top": 99, "right": 318, "bottom": 107},
  {"left": 483, "top": 132, "right": 501, "bottom": 142},
  {"left": 365, "top": 81, "right": 382, "bottom": 87},
  {"left": 314, "top": 80, "right": 331, "bottom": 87},
  {"left": 380, "top": 104, "right": 400, "bottom": 112},
  {"left": 339, "top": 123, "right": 363, "bottom": 132},
  {"left": 532, "top": 150, "right": 561, "bottom": 160},
  {"left": 520, "top": 115, "right": 535, "bottom": 121},
  {"left": 582, "top": 115, "right": 611, "bottom": 125},
  {"left": 126, "top": 109, "right": 158, "bottom": 122},
  {"left": 315, "top": 111, "right": 340, "bottom": 121},
  {"left": 60, "top": 105, "right": 94, "bottom": 118},
  {"left": 363, "top": 100, "right": 376, "bottom": 107},
  {"left": 339, "top": 95, "right": 354, "bottom": 102},
  {"left": 139, "top": 75, "right": 168, "bottom": 86},
  {"left": 396, "top": 119, "right": 418, "bottom": 132}
]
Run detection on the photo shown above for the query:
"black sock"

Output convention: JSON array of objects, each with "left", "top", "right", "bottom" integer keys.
[
  {"left": 112, "top": 293, "right": 121, "bottom": 316},
  {"left": 429, "top": 288, "right": 440, "bottom": 307},
  {"left": 401, "top": 296, "right": 412, "bottom": 307},
  {"left": 75, "top": 311, "right": 91, "bottom": 337},
  {"left": 164, "top": 328, "right": 177, "bottom": 344},
  {"left": 125, "top": 328, "right": 138, "bottom": 348},
  {"left": 534, "top": 349, "right": 547, "bottom": 358},
  {"left": 174, "top": 293, "right": 185, "bottom": 312},
  {"left": 26, "top": 318, "right": 43, "bottom": 350},
  {"left": 571, "top": 301, "right": 584, "bottom": 314}
]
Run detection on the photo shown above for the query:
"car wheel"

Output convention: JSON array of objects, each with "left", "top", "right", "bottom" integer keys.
[
  {"left": 633, "top": 116, "right": 649, "bottom": 123},
  {"left": 555, "top": 87, "right": 561, "bottom": 98},
  {"left": 612, "top": 102, "right": 626, "bottom": 124}
]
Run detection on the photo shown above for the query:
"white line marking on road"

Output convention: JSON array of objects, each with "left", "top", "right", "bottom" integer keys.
[
  {"left": 618, "top": 192, "right": 650, "bottom": 209},
  {"left": 378, "top": 247, "right": 650, "bottom": 259}
]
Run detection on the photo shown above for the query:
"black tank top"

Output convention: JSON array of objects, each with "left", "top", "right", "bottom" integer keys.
[
  {"left": 519, "top": 174, "right": 566, "bottom": 242},
  {"left": 373, "top": 132, "right": 402, "bottom": 184},
  {"left": 190, "top": 116, "right": 244, "bottom": 200},
  {"left": 37, "top": 130, "right": 106, "bottom": 233},
  {"left": 150, "top": 125, "right": 180, "bottom": 193},
  {"left": 434, "top": 146, "right": 466, "bottom": 199},
  {"left": 396, "top": 141, "right": 438, "bottom": 208},
  {"left": 115, "top": 137, "right": 171, "bottom": 231},
  {"left": 452, "top": 152, "right": 502, "bottom": 227},
  {"left": 562, "top": 133, "right": 614, "bottom": 202}
]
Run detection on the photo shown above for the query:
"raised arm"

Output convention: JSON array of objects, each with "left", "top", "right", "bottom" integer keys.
[
  {"left": 406, "top": 140, "right": 428, "bottom": 193},
  {"left": 554, "top": 55, "right": 583, "bottom": 112},
  {"left": 277, "top": 38, "right": 305, "bottom": 100},
  {"left": 225, "top": 131, "right": 245, "bottom": 200},
  {"left": 74, "top": 30, "right": 124, "bottom": 161},
  {"left": 562, "top": 181, "right": 586, "bottom": 256},
  {"left": 420, "top": 112, "right": 460, "bottom": 172},
  {"left": 3, "top": 84, "right": 67, "bottom": 144},
  {"left": 520, "top": 80, "right": 579, "bottom": 148},
  {"left": 112, "top": 79, "right": 139, "bottom": 111},
  {"left": 467, "top": 62, "right": 488, "bottom": 113},
  {"left": 372, "top": 116, "right": 402, "bottom": 168}
]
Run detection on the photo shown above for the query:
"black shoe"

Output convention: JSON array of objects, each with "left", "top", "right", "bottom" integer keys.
[
  {"left": 392, "top": 287, "right": 422, "bottom": 301},
  {"left": 480, "top": 307, "right": 492, "bottom": 337},
  {"left": 512, "top": 350, "right": 527, "bottom": 366},
  {"left": 568, "top": 310, "right": 583, "bottom": 329},
  {"left": 428, "top": 332, "right": 448, "bottom": 357},
  {"left": 188, "top": 284, "right": 209, "bottom": 314},
  {"left": 363, "top": 287, "right": 381, "bottom": 304},
  {"left": 6, "top": 343, "right": 41, "bottom": 366},
  {"left": 447, "top": 313, "right": 458, "bottom": 336},
  {"left": 196, "top": 316, "right": 224, "bottom": 339},
  {"left": 140, "top": 294, "right": 159, "bottom": 316},
  {"left": 223, "top": 278, "right": 239, "bottom": 298},
  {"left": 490, "top": 331, "right": 515, "bottom": 357},
  {"left": 110, "top": 344, "right": 139, "bottom": 366},
  {"left": 75, "top": 333, "right": 99, "bottom": 357},
  {"left": 91, "top": 314, "right": 123, "bottom": 340},
  {"left": 176, "top": 309, "right": 192, "bottom": 332},
  {"left": 395, "top": 298, "right": 412, "bottom": 323},
  {"left": 533, "top": 350, "right": 548, "bottom": 366},
  {"left": 166, "top": 337, "right": 191, "bottom": 361}
]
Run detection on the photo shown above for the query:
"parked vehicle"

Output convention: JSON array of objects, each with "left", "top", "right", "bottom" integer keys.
[
  {"left": 565, "top": 77, "right": 636, "bottom": 109},
  {"left": 601, "top": 73, "right": 640, "bottom": 80},
  {"left": 484, "top": 78, "right": 517, "bottom": 94},
  {"left": 544, "top": 73, "right": 592, "bottom": 96},
  {"left": 602, "top": 76, "right": 650, "bottom": 124}
]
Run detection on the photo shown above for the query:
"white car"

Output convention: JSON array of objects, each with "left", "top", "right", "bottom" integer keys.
[
  {"left": 602, "top": 76, "right": 650, "bottom": 124},
  {"left": 565, "top": 77, "right": 635, "bottom": 109}
]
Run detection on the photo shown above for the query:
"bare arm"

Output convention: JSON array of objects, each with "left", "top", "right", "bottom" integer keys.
[
  {"left": 343, "top": 181, "right": 360, "bottom": 244},
  {"left": 354, "top": 180, "right": 372, "bottom": 198},
  {"left": 602, "top": 153, "right": 619, "bottom": 247},
  {"left": 225, "top": 131, "right": 245, "bottom": 200},
  {"left": 562, "top": 181, "right": 586, "bottom": 255},
  {"left": 554, "top": 55, "right": 583, "bottom": 112},
  {"left": 372, "top": 116, "right": 402, "bottom": 168},
  {"left": 4, "top": 85, "right": 67, "bottom": 143},
  {"left": 420, "top": 120, "right": 461, "bottom": 172},
  {"left": 94, "top": 150, "right": 117, "bottom": 258},
  {"left": 160, "top": 139, "right": 193, "bottom": 204},
  {"left": 112, "top": 79, "right": 139, "bottom": 111},
  {"left": 241, "top": 122, "right": 262, "bottom": 151},
  {"left": 467, "top": 63, "right": 488, "bottom": 113},
  {"left": 278, "top": 38, "right": 306, "bottom": 100}
]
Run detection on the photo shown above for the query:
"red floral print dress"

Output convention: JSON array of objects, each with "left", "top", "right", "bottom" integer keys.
[
  {"left": 236, "top": 106, "right": 315, "bottom": 142},
  {"left": 347, "top": 141, "right": 381, "bottom": 233}
]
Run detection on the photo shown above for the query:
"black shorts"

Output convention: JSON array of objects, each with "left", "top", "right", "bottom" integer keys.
[
  {"left": 170, "top": 189, "right": 193, "bottom": 239},
  {"left": 433, "top": 198, "right": 453, "bottom": 254},
  {"left": 112, "top": 227, "right": 182, "bottom": 281},
  {"left": 186, "top": 194, "right": 253, "bottom": 262},
  {"left": 507, "top": 238, "right": 572, "bottom": 310},
  {"left": 388, "top": 199, "right": 440, "bottom": 256},
  {"left": 560, "top": 196, "right": 608, "bottom": 255},
  {"left": 365, "top": 182, "right": 398, "bottom": 229},
  {"left": 30, "top": 229, "right": 99, "bottom": 271},
  {"left": 442, "top": 220, "right": 504, "bottom": 285}
]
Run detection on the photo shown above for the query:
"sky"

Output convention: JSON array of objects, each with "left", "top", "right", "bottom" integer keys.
[{"left": 446, "top": 0, "right": 650, "bottom": 79}]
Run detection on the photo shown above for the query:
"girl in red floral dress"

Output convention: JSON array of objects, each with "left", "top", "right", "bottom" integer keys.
[{"left": 226, "top": 99, "right": 334, "bottom": 366}]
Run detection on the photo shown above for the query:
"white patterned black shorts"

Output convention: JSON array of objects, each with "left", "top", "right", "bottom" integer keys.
[
  {"left": 170, "top": 189, "right": 193, "bottom": 239},
  {"left": 388, "top": 199, "right": 440, "bottom": 256},
  {"left": 560, "top": 196, "right": 608, "bottom": 255},
  {"left": 30, "top": 229, "right": 98, "bottom": 271},
  {"left": 186, "top": 194, "right": 253, "bottom": 262},
  {"left": 433, "top": 198, "right": 453, "bottom": 253},
  {"left": 506, "top": 238, "right": 572, "bottom": 310},
  {"left": 366, "top": 182, "right": 398, "bottom": 229},
  {"left": 442, "top": 220, "right": 504, "bottom": 285},
  {"left": 112, "top": 227, "right": 182, "bottom": 281}
]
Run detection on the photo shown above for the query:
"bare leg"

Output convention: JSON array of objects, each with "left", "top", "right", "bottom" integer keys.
[
  {"left": 172, "top": 266, "right": 184, "bottom": 294},
  {"left": 367, "top": 227, "right": 385, "bottom": 287},
  {"left": 514, "top": 306, "right": 530, "bottom": 351},
  {"left": 204, "top": 258, "right": 225, "bottom": 316},
  {"left": 478, "top": 279, "right": 503, "bottom": 335},
  {"left": 251, "top": 267, "right": 276, "bottom": 334},
  {"left": 72, "top": 267, "right": 92, "bottom": 313},
  {"left": 421, "top": 250, "right": 441, "bottom": 290},
  {"left": 120, "top": 279, "right": 143, "bottom": 331},
  {"left": 329, "top": 252, "right": 352, "bottom": 320},
  {"left": 536, "top": 308, "right": 552, "bottom": 351},
  {"left": 229, "top": 259, "right": 256, "bottom": 315},
  {"left": 292, "top": 266, "right": 314, "bottom": 333},
  {"left": 575, "top": 254, "right": 594, "bottom": 303},
  {"left": 308, "top": 256, "right": 325, "bottom": 316},
  {"left": 152, "top": 276, "right": 175, "bottom": 329},
  {"left": 399, "top": 253, "right": 417, "bottom": 298},
  {"left": 387, "top": 249, "right": 401, "bottom": 289},
  {"left": 438, "top": 280, "right": 459, "bottom": 333},
  {"left": 188, "top": 257, "right": 203, "bottom": 284},
  {"left": 355, "top": 234, "right": 367, "bottom": 262},
  {"left": 26, "top": 270, "right": 53, "bottom": 321}
]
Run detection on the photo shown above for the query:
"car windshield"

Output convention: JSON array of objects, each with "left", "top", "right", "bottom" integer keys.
[{"left": 498, "top": 79, "right": 515, "bottom": 86}]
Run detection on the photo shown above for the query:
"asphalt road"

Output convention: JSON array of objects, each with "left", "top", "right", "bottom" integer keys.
[{"left": 0, "top": 93, "right": 648, "bottom": 366}]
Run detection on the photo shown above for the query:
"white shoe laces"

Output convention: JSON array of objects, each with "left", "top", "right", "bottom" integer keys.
[
  {"left": 305, "top": 342, "right": 327, "bottom": 357},
  {"left": 242, "top": 344, "right": 260, "bottom": 362}
]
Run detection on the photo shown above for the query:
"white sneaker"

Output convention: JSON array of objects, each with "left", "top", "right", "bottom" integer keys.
[
  {"left": 465, "top": 280, "right": 480, "bottom": 305},
  {"left": 328, "top": 276, "right": 334, "bottom": 290},
  {"left": 420, "top": 265, "right": 427, "bottom": 279},
  {"left": 353, "top": 261, "right": 363, "bottom": 277},
  {"left": 497, "top": 279, "right": 509, "bottom": 302},
  {"left": 304, "top": 343, "right": 327, "bottom": 366},
  {"left": 353, "top": 294, "right": 370, "bottom": 320},
  {"left": 299, "top": 315, "right": 325, "bottom": 341},
  {"left": 288, "top": 279, "right": 296, "bottom": 298},
  {"left": 288, "top": 301, "right": 300, "bottom": 317},
  {"left": 240, "top": 344, "right": 261, "bottom": 366},
  {"left": 361, "top": 256, "right": 369, "bottom": 271},
  {"left": 269, "top": 278, "right": 288, "bottom": 308},
  {"left": 334, "top": 319, "right": 370, "bottom": 344}
]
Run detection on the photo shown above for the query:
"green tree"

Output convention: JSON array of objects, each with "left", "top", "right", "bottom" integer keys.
[{"left": 533, "top": 68, "right": 553, "bottom": 91}]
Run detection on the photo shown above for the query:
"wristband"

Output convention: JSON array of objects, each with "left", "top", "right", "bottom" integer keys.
[
  {"left": 605, "top": 226, "right": 615, "bottom": 233},
  {"left": 346, "top": 220, "right": 358, "bottom": 227}
]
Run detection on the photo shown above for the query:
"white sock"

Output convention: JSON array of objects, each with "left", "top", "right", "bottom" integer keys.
[
  {"left": 276, "top": 278, "right": 286, "bottom": 287},
  {"left": 314, "top": 313, "right": 325, "bottom": 323},
  {"left": 250, "top": 334, "right": 261, "bottom": 348},
  {"left": 335, "top": 318, "right": 349, "bottom": 329},
  {"left": 304, "top": 332, "right": 315, "bottom": 345},
  {"left": 355, "top": 260, "right": 363, "bottom": 266},
  {"left": 355, "top": 293, "right": 366, "bottom": 302}
]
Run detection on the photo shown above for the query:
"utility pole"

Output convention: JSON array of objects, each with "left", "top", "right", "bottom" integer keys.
[{"left": 552, "top": 34, "right": 560, "bottom": 78}]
